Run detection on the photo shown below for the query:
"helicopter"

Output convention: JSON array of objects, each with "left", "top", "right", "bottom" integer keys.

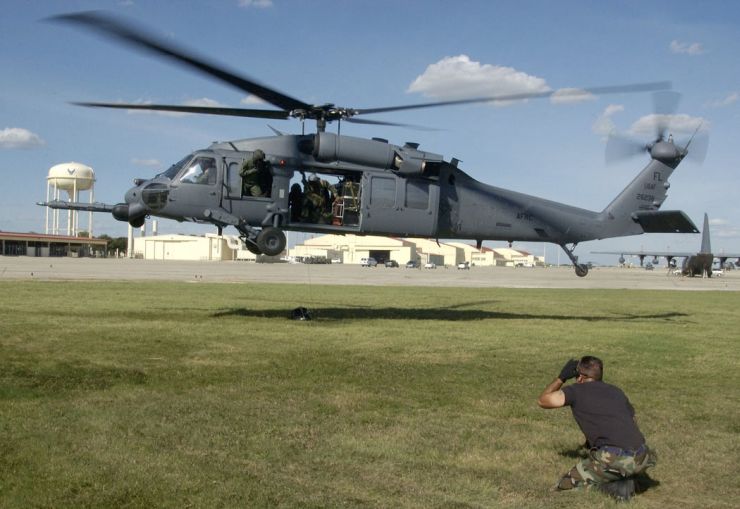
[{"left": 41, "top": 11, "right": 703, "bottom": 277}]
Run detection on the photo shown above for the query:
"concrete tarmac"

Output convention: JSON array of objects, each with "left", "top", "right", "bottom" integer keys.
[{"left": 1, "top": 256, "right": 738, "bottom": 291}]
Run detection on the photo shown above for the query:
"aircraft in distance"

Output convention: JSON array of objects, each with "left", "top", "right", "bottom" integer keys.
[
  {"left": 594, "top": 213, "right": 740, "bottom": 277},
  {"left": 40, "top": 11, "right": 702, "bottom": 277}
]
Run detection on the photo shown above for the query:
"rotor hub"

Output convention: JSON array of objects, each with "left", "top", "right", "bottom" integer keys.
[{"left": 649, "top": 140, "right": 684, "bottom": 166}]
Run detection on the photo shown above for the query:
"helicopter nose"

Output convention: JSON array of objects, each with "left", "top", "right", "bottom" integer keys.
[
  {"left": 124, "top": 185, "right": 139, "bottom": 204},
  {"left": 111, "top": 202, "right": 147, "bottom": 227},
  {"left": 111, "top": 185, "right": 148, "bottom": 227}
]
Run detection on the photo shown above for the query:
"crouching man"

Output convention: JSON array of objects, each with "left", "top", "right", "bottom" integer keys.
[{"left": 537, "top": 356, "right": 657, "bottom": 501}]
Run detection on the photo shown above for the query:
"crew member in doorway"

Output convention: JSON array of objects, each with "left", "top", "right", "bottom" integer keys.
[
  {"left": 537, "top": 356, "right": 657, "bottom": 501},
  {"left": 289, "top": 183, "right": 303, "bottom": 222},
  {"left": 240, "top": 149, "right": 272, "bottom": 197},
  {"left": 301, "top": 174, "right": 325, "bottom": 223}
]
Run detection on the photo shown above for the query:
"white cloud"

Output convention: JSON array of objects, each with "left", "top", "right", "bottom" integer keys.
[
  {"left": 669, "top": 40, "right": 704, "bottom": 55},
  {"left": 708, "top": 218, "right": 740, "bottom": 240},
  {"left": 238, "top": 0, "right": 273, "bottom": 8},
  {"left": 628, "top": 114, "right": 709, "bottom": 136},
  {"left": 241, "top": 95, "right": 267, "bottom": 105},
  {"left": 706, "top": 92, "right": 738, "bottom": 108},
  {"left": 0, "top": 127, "right": 45, "bottom": 149},
  {"left": 131, "top": 158, "right": 162, "bottom": 168},
  {"left": 407, "top": 55, "right": 550, "bottom": 105},
  {"left": 592, "top": 104, "right": 624, "bottom": 136},
  {"left": 713, "top": 224, "right": 740, "bottom": 240}
]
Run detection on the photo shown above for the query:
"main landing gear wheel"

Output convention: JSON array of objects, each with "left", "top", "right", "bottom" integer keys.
[
  {"left": 244, "top": 239, "right": 262, "bottom": 255},
  {"left": 575, "top": 264, "right": 589, "bottom": 277},
  {"left": 256, "top": 227, "right": 286, "bottom": 256}
]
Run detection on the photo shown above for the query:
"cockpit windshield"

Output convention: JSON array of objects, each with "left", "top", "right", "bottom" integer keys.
[
  {"left": 178, "top": 156, "right": 217, "bottom": 185},
  {"left": 157, "top": 154, "right": 193, "bottom": 180}
]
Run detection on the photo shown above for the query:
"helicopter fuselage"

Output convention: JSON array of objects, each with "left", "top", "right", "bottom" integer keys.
[
  {"left": 44, "top": 132, "right": 696, "bottom": 276},
  {"left": 121, "top": 133, "right": 616, "bottom": 245}
]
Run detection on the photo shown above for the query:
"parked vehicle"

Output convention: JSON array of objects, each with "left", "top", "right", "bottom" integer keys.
[
  {"left": 360, "top": 257, "right": 378, "bottom": 267},
  {"left": 424, "top": 262, "right": 437, "bottom": 269},
  {"left": 457, "top": 261, "right": 470, "bottom": 270},
  {"left": 385, "top": 260, "right": 399, "bottom": 268},
  {"left": 405, "top": 260, "right": 419, "bottom": 269}
]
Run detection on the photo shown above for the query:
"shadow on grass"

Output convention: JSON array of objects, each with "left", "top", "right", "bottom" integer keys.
[
  {"left": 634, "top": 473, "right": 661, "bottom": 493},
  {"left": 212, "top": 307, "right": 689, "bottom": 322},
  {"left": 558, "top": 446, "right": 588, "bottom": 459}
]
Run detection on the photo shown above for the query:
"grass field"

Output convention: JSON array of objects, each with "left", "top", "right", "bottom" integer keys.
[{"left": 1, "top": 281, "right": 738, "bottom": 508}]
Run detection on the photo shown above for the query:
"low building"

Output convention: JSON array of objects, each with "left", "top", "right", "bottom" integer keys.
[
  {"left": 407, "top": 238, "right": 464, "bottom": 266},
  {"left": 0, "top": 231, "right": 108, "bottom": 257},
  {"left": 493, "top": 247, "right": 545, "bottom": 267},
  {"left": 445, "top": 242, "right": 506, "bottom": 267},
  {"left": 287, "top": 234, "right": 545, "bottom": 267},
  {"left": 135, "top": 233, "right": 241, "bottom": 261},
  {"left": 290, "top": 234, "right": 416, "bottom": 264}
]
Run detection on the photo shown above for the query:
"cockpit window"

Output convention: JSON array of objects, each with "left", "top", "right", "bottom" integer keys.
[
  {"left": 158, "top": 154, "right": 192, "bottom": 180},
  {"left": 179, "top": 156, "right": 217, "bottom": 185}
]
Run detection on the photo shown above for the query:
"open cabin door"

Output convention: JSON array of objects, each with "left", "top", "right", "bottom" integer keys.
[
  {"left": 223, "top": 157, "right": 245, "bottom": 200},
  {"left": 361, "top": 174, "right": 439, "bottom": 237}
]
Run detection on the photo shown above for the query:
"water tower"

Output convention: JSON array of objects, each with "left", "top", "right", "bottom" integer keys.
[{"left": 45, "top": 162, "right": 96, "bottom": 237}]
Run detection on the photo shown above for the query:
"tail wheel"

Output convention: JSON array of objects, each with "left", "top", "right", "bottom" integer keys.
[
  {"left": 575, "top": 264, "right": 589, "bottom": 277},
  {"left": 256, "top": 227, "right": 286, "bottom": 256}
]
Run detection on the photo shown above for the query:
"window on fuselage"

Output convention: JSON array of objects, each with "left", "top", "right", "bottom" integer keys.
[
  {"left": 178, "top": 156, "right": 217, "bottom": 185},
  {"left": 405, "top": 181, "right": 429, "bottom": 210},
  {"left": 370, "top": 177, "right": 396, "bottom": 207}
]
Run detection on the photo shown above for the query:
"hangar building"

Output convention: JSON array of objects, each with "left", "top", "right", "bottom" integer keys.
[{"left": 0, "top": 231, "right": 108, "bottom": 257}]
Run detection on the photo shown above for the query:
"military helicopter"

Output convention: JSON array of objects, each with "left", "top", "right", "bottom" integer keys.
[{"left": 41, "top": 11, "right": 703, "bottom": 277}]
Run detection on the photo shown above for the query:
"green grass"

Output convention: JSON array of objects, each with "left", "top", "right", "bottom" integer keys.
[{"left": 1, "top": 281, "right": 738, "bottom": 508}]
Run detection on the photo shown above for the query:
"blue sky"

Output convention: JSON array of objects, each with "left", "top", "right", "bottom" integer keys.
[{"left": 2, "top": 0, "right": 739, "bottom": 265}]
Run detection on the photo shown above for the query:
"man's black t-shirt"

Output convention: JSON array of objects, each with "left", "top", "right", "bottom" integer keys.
[{"left": 562, "top": 381, "right": 645, "bottom": 449}]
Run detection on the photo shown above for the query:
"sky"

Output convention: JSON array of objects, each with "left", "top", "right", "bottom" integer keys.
[{"left": 2, "top": 0, "right": 739, "bottom": 266}]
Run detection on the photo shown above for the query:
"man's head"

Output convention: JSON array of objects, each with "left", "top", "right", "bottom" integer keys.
[
  {"left": 253, "top": 149, "right": 265, "bottom": 160},
  {"left": 577, "top": 356, "right": 603, "bottom": 381}
]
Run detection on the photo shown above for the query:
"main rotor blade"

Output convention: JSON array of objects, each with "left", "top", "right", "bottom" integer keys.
[
  {"left": 72, "top": 101, "right": 291, "bottom": 119},
  {"left": 652, "top": 91, "right": 681, "bottom": 140},
  {"left": 345, "top": 117, "right": 438, "bottom": 131},
  {"left": 354, "top": 81, "right": 672, "bottom": 116},
  {"left": 49, "top": 11, "right": 311, "bottom": 113}
]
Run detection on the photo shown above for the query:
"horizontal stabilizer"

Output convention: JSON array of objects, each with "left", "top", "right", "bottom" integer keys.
[
  {"left": 631, "top": 210, "right": 699, "bottom": 233},
  {"left": 37, "top": 200, "right": 115, "bottom": 213}
]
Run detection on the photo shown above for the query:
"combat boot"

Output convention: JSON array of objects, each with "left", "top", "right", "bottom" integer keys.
[{"left": 597, "top": 478, "right": 635, "bottom": 501}]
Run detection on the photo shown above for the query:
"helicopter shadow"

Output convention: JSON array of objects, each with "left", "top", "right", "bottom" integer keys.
[{"left": 212, "top": 307, "right": 688, "bottom": 322}]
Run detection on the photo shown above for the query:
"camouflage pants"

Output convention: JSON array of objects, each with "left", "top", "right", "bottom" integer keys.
[{"left": 557, "top": 445, "right": 657, "bottom": 490}]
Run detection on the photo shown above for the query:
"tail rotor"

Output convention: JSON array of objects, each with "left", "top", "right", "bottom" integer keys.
[{"left": 605, "top": 91, "right": 708, "bottom": 165}]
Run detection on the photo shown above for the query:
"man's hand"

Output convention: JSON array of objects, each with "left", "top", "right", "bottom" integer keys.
[{"left": 558, "top": 359, "right": 579, "bottom": 382}]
